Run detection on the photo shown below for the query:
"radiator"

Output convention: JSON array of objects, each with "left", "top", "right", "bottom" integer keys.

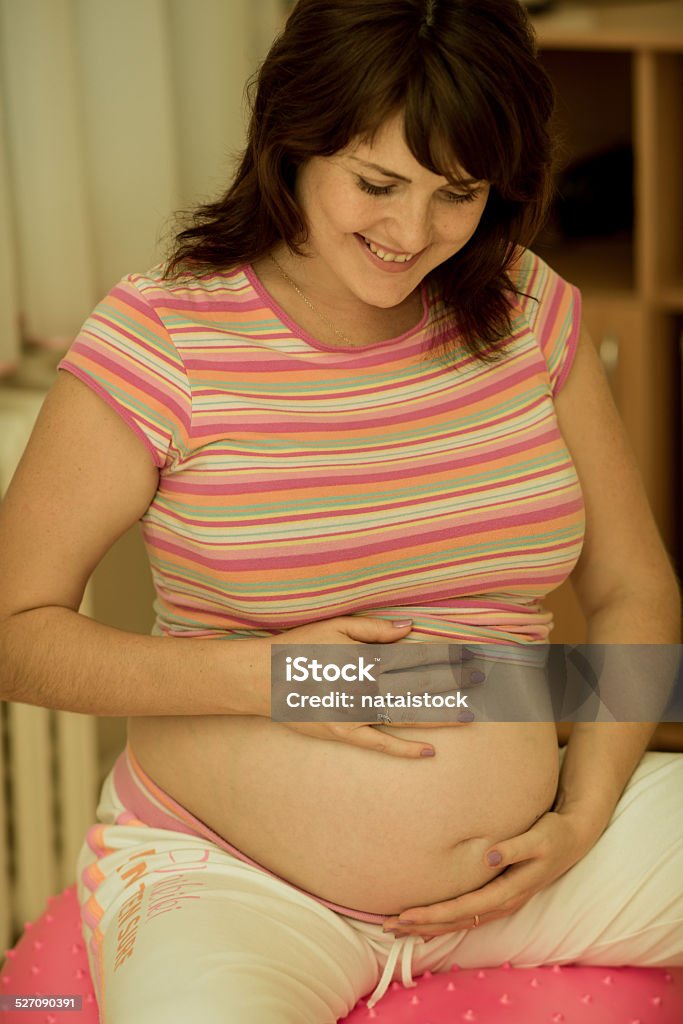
[{"left": 0, "top": 386, "right": 98, "bottom": 948}]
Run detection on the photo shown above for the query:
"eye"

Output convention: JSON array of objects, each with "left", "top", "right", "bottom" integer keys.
[
  {"left": 441, "top": 188, "right": 481, "bottom": 205},
  {"left": 356, "top": 177, "right": 394, "bottom": 197},
  {"left": 356, "top": 176, "right": 482, "bottom": 205}
]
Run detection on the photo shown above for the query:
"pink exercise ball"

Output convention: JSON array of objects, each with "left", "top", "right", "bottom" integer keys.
[
  {"left": 2, "top": 885, "right": 682, "bottom": 1023},
  {"left": 1, "top": 887, "right": 97, "bottom": 1024},
  {"left": 342, "top": 962, "right": 683, "bottom": 1022}
]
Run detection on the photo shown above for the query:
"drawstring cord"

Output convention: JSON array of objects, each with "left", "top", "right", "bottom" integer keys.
[{"left": 365, "top": 933, "right": 422, "bottom": 1010}]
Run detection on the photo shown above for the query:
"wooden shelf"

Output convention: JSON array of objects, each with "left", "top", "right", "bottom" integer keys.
[
  {"left": 529, "top": 1, "right": 683, "bottom": 636},
  {"left": 532, "top": 1, "right": 683, "bottom": 51},
  {"left": 656, "top": 286, "right": 683, "bottom": 311},
  {"left": 535, "top": 235, "right": 635, "bottom": 295}
]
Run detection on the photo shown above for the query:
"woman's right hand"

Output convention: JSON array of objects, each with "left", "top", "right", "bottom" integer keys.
[{"left": 265, "top": 615, "right": 473, "bottom": 759}]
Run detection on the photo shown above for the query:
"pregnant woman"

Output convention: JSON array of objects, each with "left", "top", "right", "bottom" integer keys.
[{"left": 1, "top": 1, "right": 681, "bottom": 1021}]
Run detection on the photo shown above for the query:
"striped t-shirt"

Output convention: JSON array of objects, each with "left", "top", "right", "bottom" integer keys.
[{"left": 57, "top": 247, "right": 584, "bottom": 645}]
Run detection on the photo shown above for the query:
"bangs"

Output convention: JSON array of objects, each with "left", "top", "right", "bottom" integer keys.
[
  {"left": 345, "top": 50, "right": 521, "bottom": 196},
  {"left": 402, "top": 49, "right": 523, "bottom": 195}
]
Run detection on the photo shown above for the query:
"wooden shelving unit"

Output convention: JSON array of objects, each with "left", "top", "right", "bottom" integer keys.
[{"left": 529, "top": 1, "right": 683, "bottom": 648}]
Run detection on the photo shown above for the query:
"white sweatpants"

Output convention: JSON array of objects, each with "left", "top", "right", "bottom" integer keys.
[{"left": 76, "top": 749, "right": 683, "bottom": 1023}]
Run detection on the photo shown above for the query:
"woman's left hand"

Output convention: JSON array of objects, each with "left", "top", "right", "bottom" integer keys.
[{"left": 382, "top": 808, "right": 605, "bottom": 938}]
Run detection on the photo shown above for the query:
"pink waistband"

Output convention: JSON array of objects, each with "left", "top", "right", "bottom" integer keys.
[{"left": 113, "top": 742, "right": 389, "bottom": 925}]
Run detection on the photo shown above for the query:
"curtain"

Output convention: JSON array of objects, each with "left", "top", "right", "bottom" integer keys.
[{"left": 0, "top": 0, "right": 284, "bottom": 377}]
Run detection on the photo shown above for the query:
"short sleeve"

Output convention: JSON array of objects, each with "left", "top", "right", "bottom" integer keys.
[
  {"left": 57, "top": 274, "right": 192, "bottom": 469},
  {"left": 509, "top": 248, "right": 582, "bottom": 397}
]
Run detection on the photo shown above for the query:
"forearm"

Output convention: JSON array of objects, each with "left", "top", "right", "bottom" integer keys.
[
  {"left": 553, "top": 588, "right": 681, "bottom": 826},
  {"left": 0, "top": 605, "right": 270, "bottom": 718},
  {"left": 553, "top": 722, "right": 655, "bottom": 823}
]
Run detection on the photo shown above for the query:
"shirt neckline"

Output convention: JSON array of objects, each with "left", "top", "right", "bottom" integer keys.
[{"left": 243, "top": 262, "right": 430, "bottom": 354}]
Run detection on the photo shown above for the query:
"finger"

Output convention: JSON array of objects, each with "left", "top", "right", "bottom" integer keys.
[
  {"left": 391, "top": 907, "right": 513, "bottom": 937},
  {"left": 379, "top": 663, "right": 485, "bottom": 688},
  {"left": 377, "top": 710, "right": 477, "bottom": 727},
  {"left": 382, "top": 720, "right": 469, "bottom": 729},
  {"left": 482, "top": 827, "right": 543, "bottom": 870},
  {"left": 341, "top": 723, "right": 437, "bottom": 759},
  {"left": 387, "top": 897, "right": 460, "bottom": 928},
  {"left": 395, "top": 865, "right": 538, "bottom": 927},
  {"left": 391, "top": 901, "right": 526, "bottom": 936},
  {"left": 376, "top": 659, "right": 485, "bottom": 725},
  {"left": 338, "top": 616, "right": 413, "bottom": 643},
  {"left": 421, "top": 892, "right": 535, "bottom": 934}
]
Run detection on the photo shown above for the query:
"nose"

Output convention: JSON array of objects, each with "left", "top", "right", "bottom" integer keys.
[{"left": 383, "top": 194, "right": 433, "bottom": 254}]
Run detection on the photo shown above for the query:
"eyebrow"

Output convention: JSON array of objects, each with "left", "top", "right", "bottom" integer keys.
[{"left": 348, "top": 156, "right": 481, "bottom": 187}]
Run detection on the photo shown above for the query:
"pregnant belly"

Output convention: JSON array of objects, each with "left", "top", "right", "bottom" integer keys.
[{"left": 127, "top": 714, "right": 560, "bottom": 916}]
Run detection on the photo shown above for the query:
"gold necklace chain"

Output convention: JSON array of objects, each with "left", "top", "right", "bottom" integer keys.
[{"left": 268, "top": 253, "right": 353, "bottom": 346}]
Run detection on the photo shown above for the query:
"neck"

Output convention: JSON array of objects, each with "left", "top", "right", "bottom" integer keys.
[{"left": 253, "top": 246, "right": 425, "bottom": 349}]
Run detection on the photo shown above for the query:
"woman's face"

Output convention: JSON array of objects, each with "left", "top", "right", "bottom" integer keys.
[{"left": 292, "top": 112, "right": 491, "bottom": 311}]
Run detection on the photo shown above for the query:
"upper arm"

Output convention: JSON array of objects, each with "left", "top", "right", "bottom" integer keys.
[
  {"left": 554, "top": 323, "right": 679, "bottom": 616},
  {"left": 0, "top": 369, "right": 159, "bottom": 620}
]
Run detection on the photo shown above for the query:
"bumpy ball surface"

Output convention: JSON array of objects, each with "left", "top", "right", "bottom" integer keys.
[
  {"left": 341, "top": 961, "right": 683, "bottom": 1022},
  {"left": 2, "top": 886, "right": 682, "bottom": 1023},
  {"left": 1, "top": 887, "right": 98, "bottom": 1023}
]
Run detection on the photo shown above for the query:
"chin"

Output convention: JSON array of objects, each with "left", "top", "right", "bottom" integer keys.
[
  {"left": 358, "top": 292, "right": 408, "bottom": 311},
  {"left": 351, "top": 276, "right": 416, "bottom": 305}
]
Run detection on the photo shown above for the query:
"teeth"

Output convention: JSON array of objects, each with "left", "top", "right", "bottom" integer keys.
[{"left": 363, "top": 236, "right": 414, "bottom": 263}]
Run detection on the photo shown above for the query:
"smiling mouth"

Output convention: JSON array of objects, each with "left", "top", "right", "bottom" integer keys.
[{"left": 357, "top": 234, "right": 418, "bottom": 264}]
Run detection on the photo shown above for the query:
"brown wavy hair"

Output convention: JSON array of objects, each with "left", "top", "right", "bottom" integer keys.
[{"left": 163, "top": 0, "right": 558, "bottom": 361}]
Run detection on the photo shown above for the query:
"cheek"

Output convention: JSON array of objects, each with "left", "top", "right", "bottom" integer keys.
[
  {"left": 313, "top": 194, "right": 369, "bottom": 238},
  {"left": 340, "top": 198, "right": 378, "bottom": 234},
  {"left": 319, "top": 182, "right": 381, "bottom": 231},
  {"left": 299, "top": 174, "right": 353, "bottom": 235},
  {"left": 438, "top": 204, "right": 488, "bottom": 246}
]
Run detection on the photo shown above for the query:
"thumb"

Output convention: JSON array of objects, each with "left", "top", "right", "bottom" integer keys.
[
  {"left": 484, "top": 830, "right": 535, "bottom": 869},
  {"left": 484, "top": 845, "right": 506, "bottom": 869},
  {"left": 340, "top": 616, "right": 413, "bottom": 644}
]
